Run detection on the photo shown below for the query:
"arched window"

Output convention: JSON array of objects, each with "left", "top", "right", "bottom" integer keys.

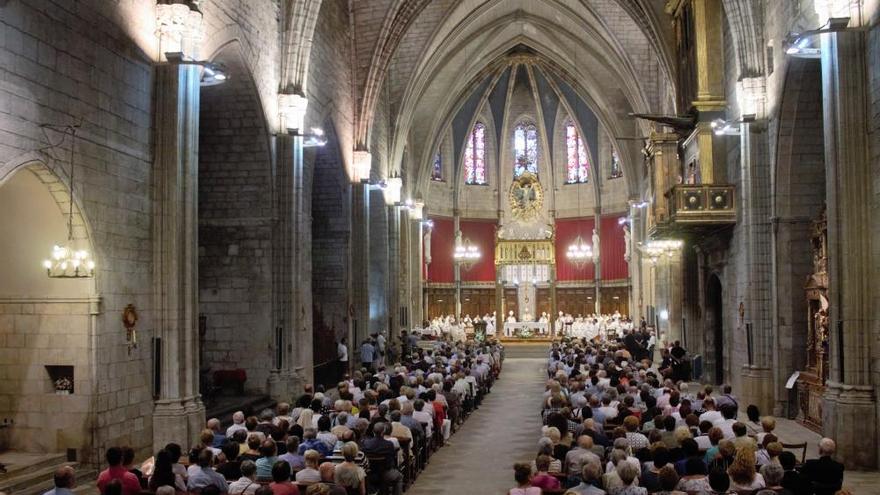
[
  {"left": 431, "top": 152, "right": 443, "bottom": 181},
  {"left": 565, "top": 120, "right": 589, "bottom": 184},
  {"left": 464, "top": 122, "right": 487, "bottom": 185},
  {"left": 513, "top": 122, "right": 538, "bottom": 177}
]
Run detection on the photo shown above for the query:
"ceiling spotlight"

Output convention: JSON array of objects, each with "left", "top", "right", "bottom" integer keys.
[
  {"left": 163, "top": 52, "right": 229, "bottom": 86},
  {"left": 783, "top": 17, "right": 862, "bottom": 59}
]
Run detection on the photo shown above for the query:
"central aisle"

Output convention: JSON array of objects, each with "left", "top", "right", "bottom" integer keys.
[{"left": 406, "top": 343, "right": 548, "bottom": 495}]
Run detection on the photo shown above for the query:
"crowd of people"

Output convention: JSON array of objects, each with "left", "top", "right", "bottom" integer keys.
[
  {"left": 510, "top": 334, "right": 847, "bottom": 495},
  {"left": 82, "top": 338, "right": 502, "bottom": 495}
]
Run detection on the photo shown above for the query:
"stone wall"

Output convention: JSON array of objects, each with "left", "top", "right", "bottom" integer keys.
[
  {"left": 198, "top": 50, "right": 274, "bottom": 394},
  {"left": 310, "top": 123, "right": 351, "bottom": 365},
  {"left": 0, "top": 0, "right": 156, "bottom": 461}
]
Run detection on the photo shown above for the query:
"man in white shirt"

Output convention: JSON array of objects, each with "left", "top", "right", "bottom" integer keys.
[
  {"left": 376, "top": 331, "right": 387, "bottom": 366},
  {"left": 337, "top": 337, "right": 349, "bottom": 380},
  {"left": 411, "top": 399, "right": 433, "bottom": 437},
  {"left": 226, "top": 411, "right": 248, "bottom": 438},
  {"left": 699, "top": 398, "right": 723, "bottom": 425}
]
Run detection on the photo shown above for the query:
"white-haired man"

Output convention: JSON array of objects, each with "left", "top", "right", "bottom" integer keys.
[
  {"left": 801, "top": 437, "right": 844, "bottom": 494},
  {"left": 226, "top": 411, "right": 247, "bottom": 438}
]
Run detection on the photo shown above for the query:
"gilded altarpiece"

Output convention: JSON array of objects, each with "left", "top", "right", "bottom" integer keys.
[{"left": 797, "top": 208, "right": 828, "bottom": 432}]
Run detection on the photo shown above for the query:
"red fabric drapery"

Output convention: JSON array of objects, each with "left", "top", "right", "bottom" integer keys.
[
  {"left": 555, "top": 217, "right": 596, "bottom": 281},
  {"left": 426, "top": 216, "right": 454, "bottom": 283},
  {"left": 460, "top": 219, "right": 497, "bottom": 282},
  {"left": 600, "top": 214, "right": 629, "bottom": 280}
]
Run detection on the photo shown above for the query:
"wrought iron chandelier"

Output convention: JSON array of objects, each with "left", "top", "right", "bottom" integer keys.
[
  {"left": 453, "top": 234, "right": 481, "bottom": 269},
  {"left": 42, "top": 124, "right": 95, "bottom": 278},
  {"left": 566, "top": 234, "right": 593, "bottom": 268}
]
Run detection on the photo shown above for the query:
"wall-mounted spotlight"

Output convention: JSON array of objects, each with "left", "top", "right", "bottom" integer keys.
[
  {"left": 784, "top": 17, "right": 865, "bottom": 59},
  {"left": 710, "top": 114, "right": 756, "bottom": 136},
  {"left": 287, "top": 127, "right": 327, "bottom": 147},
  {"left": 164, "top": 52, "right": 228, "bottom": 87}
]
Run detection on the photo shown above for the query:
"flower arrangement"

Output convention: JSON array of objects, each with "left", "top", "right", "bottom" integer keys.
[
  {"left": 54, "top": 376, "right": 73, "bottom": 394},
  {"left": 519, "top": 327, "right": 533, "bottom": 339}
]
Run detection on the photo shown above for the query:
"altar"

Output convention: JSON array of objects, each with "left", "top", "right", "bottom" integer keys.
[{"left": 503, "top": 321, "right": 549, "bottom": 337}]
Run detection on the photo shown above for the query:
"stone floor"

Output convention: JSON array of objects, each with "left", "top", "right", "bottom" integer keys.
[
  {"left": 405, "top": 342, "right": 880, "bottom": 494},
  {"left": 406, "top": 343, "right": 548, "bottom": 495}
]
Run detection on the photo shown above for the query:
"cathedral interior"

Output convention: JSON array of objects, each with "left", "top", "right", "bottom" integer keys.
[{"left": 1, "top": 0, "right": 880, "bottom": 492}]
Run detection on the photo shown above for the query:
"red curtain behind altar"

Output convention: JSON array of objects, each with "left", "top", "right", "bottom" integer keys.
[
  {"left": 555, "top": 217, "right": 595, "bottom": 281},
  {"left": 460, "top": 219, "right": 497, "bottom": 282},
  {"left": 426, "top": 216, "right": 454, "bottom": 283},
  {"left": 600, "top": 214, "right": 629, "bottom": 280}
]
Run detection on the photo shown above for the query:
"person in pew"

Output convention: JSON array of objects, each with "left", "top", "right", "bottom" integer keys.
[
  {"left": 314, "top": 463, "right": 346, "bottom": 495},
  {"left": 333, "top": 442, "right": 366, "bottom": 495},
  {"left": 530, "top": 454, "right": 562, "bottom": 491},
  {"left": 509, "top": 463, "right": 541, "bottom": 495},
  {"left": 799, "top": 438, "right": 844, "bottom": 495},
  {"left": 228, "top": 460, "right": 260, "bottom": 495},
  {"left": 294, "top": 450, "right": 322, "bottom": 485},
  {"left": 217, "top": 441, "right": 243, "bottom": 481},
  {"left": 187, "top": 449, "right": 229, "bottom": 493},
  {"left": 269, "top": 461, "right": 300, "bottom": 495},
  {"left": 565, "top": 461, "right": 605, "bottom": 495},
  {"left": 148, "top": 449, "right": 187, "bottom": 493}
]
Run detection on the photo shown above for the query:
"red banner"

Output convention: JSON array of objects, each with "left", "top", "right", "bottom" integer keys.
[
  {"left": 460, "top": 219, "right": 497, "bottom": 282},
  {"left": 555, "top": 217, "right": 596, "bottom": 281}
]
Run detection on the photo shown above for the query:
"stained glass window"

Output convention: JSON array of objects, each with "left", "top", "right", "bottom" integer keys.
[
  {"left": 609, "top": 149, "right": 623, "bottom": 179},
  {"left": 565, "top": 120, "right": 589, "bottom": 184},
  {"left": 431, "top": 152, "right": 443, "bottom": 181},
  {"left": 513, "top": 122, "right": 538, "bottom": 177},
  {"left": 464, "top": 122, "right": 487, "bottom": 185}
]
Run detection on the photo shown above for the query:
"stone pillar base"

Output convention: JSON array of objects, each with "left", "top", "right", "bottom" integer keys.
[
  {"left": 268, "top": 370, "right": 294, "bottom": 403},
  {"left": 740, "top": 365, "right": 774, "bottom": 416},
  {"left": 153, "top": 396, "right": 205, "bottom": 452},
  {"left": 823, "top": 381, "right": 877, "bottom": 469}
]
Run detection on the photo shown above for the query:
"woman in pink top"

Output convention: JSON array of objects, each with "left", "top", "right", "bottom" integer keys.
[
  {"left": 530, "top": 455, "right": 561, "bottom": 491},
  {"left": 509, "top": 463, "right": 542, "bottom": 495}
]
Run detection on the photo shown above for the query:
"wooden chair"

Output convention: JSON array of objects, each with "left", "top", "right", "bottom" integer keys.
[
  {"left": 397, "top": 437, "right": 414, "bottom": 488},
  {"left": 365, "top": 454, "right": 391, "bottom": 495},
  {"left": 781, "top": 442, "right": 808, "bottom": 464}
]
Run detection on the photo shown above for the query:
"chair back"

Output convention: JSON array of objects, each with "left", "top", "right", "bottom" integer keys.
[{"left": 781, "top": 442, "right": 807, "bottom": 464}]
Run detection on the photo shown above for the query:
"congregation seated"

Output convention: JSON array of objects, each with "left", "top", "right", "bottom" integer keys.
[
  {"left": 529, "top": 337, "right": 850, "bottom": 495},
  {"left": 95, "top": 339, "right": 502, "bottom": 495}
]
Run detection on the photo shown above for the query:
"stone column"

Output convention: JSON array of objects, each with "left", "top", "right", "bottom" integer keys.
[
  {"left": 593, "top": 211, "right": 602, "bottom": 314},
  {"left": 737, "top": 77, "right": 775, "bottom": 415},
  {"left": 350, "top": 151, "right": 371, "bottom": 360},
  {"left": 152, "top": 1, "right": 205, "bottom": 451},
  {"left": 646, "top": 133, "right": 679, "bottom": 225},
  {"left": 453, "top": 211, "right": 461, "bottom": 318},
  {"left": 816, "top": 4, "right": 877, "bottom": 469},
  {"left": 387, "top": 204, "right": 401, "bottom": 334},
  {"left": 409, "top": 210, "right": 424, "bottom": 328},
  {"left": 627, "top": 206, "right": 643, "bottom": 321}
]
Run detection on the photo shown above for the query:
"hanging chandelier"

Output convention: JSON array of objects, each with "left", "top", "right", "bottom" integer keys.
[
  {"left": 566, "top": 235, "right": 593, "bottom": 268},
  {"left": 42, "top": 124, "right": 95, "bottom": 278},
  {"left": 453, "top": 234, "right": 481, "bottom": 269},
  {"left": 640, "top": 239, "right": 683, "bottom": 265}
]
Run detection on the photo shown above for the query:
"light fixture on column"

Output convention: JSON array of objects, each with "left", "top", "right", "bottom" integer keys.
[
  {"left": 566, "top": 235, "right": 593, "bottom": 268},
  {"left": 383, "top": 176, "right": 402, "bottom": 205},
  {"left": 353, "top": 150, "right": 371, "bottom": 182},
  {"left": 710, "top": 114, "right": 755, "bottom": 136},
  {"left": 287, "top": 127, "right": 327, "bottom": 148},
  {"left": 41, "top": 123, "right": 95, "bottom": 278},
  {"left": 163, "top": 52, "right": 228, "bottom": 87},
  {"left": 784, "top": 17, "right": 857, "bottom": 58},
  {"left": 640, "top": 239, "right": 682, "bottom": 265}
]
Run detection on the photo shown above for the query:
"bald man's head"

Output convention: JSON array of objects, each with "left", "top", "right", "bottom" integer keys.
[{"left": 577, "top": 435, "right": 594, "bottom": 450}]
